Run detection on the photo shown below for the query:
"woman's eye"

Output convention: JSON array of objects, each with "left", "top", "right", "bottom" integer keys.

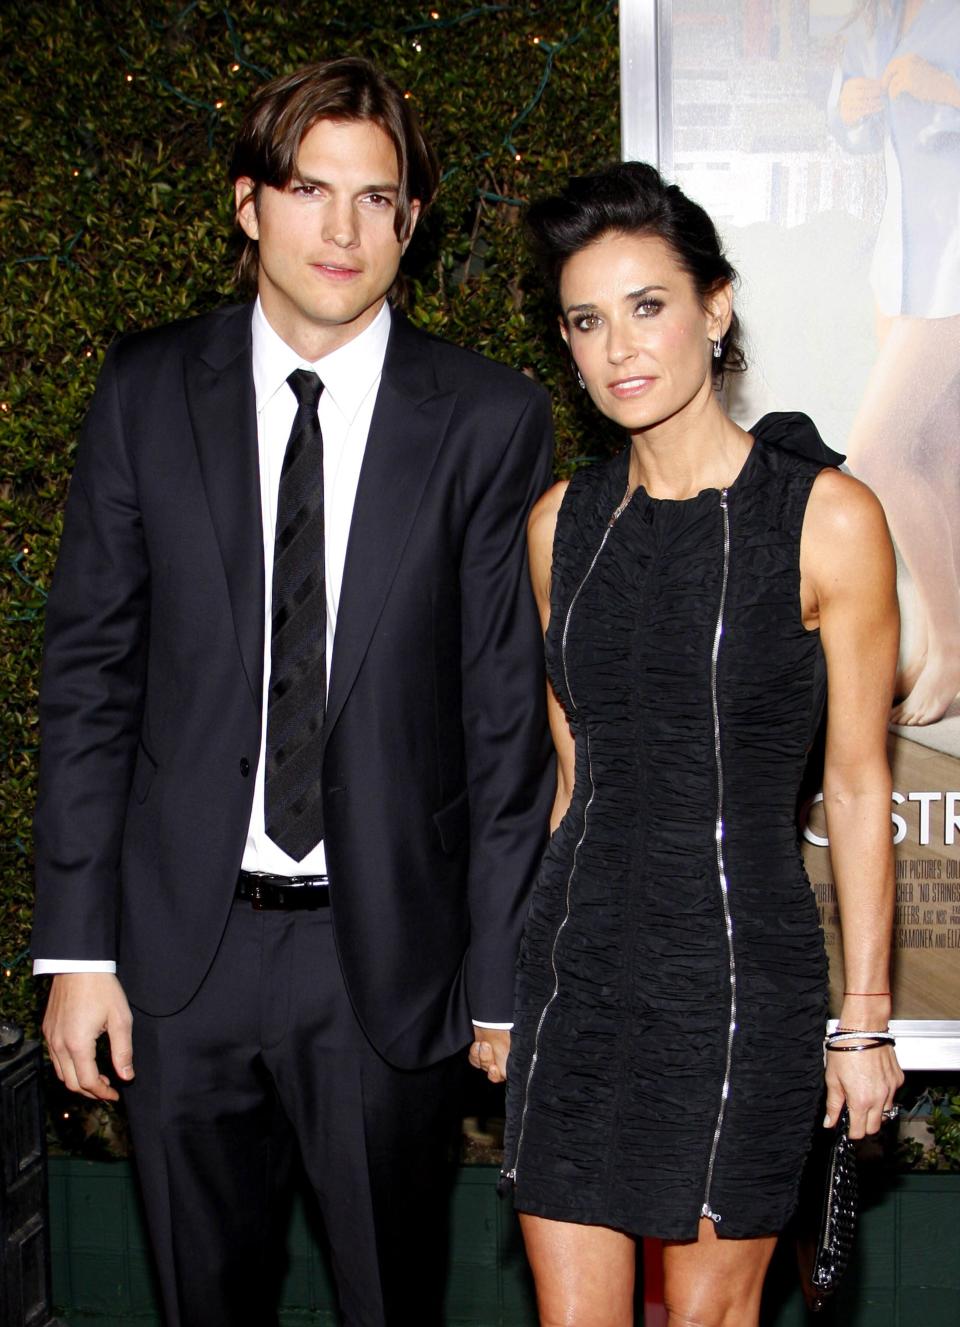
[
  {"left": 635, "top": 299, "right": 663, "bottom": 317},
  {"left": 573, "top": 314, "right": 601, "bottom": 332}
]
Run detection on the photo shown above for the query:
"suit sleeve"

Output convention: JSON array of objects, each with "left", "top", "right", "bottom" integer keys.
[
  {"left": 32, "top": 343, "right": 149, "bottom": 962},
  {"left": 459, "top": 385, "right": 555, "bottom": 1022}
]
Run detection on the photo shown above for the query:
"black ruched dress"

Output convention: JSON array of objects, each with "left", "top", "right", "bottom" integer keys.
[{"left": 502, "top": 414, "right": 842, "bottom": 1241}]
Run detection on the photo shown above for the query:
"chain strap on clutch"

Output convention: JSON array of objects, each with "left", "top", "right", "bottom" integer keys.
[{"left": 795, "top": 1105, "right": 858, "bottom": 1312}]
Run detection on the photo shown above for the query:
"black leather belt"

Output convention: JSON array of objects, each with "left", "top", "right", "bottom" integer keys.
[{"left": 236, "top": 870, "right": 330, "bottom": 911}]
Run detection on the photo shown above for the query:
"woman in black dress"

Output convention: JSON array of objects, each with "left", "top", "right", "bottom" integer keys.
[{"left": 490, "top": 164, "right": 904, "bottom": 1326}]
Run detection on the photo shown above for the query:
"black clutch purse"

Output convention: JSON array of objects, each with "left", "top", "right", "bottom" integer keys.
[{"left": 795, "top": 1106, "right": 858, "bottom": 1312}]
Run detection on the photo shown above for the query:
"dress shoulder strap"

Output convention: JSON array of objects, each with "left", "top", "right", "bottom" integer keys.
[{"left": 551, "top": 453, "right": 627, "bottom": 595}]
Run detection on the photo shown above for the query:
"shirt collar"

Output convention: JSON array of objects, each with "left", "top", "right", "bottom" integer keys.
[{"left": 251, "top": 298, "right": 392, "bottom": 423}]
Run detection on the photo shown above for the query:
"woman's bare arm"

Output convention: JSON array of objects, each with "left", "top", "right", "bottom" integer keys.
[
  {"left": 528, "top": 481, "right": 575, "bottom": 833},
  {"left": 802, "top": 468, "right": 904, "bottom": 1136}
]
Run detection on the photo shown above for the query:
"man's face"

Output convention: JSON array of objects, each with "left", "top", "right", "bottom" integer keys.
[{"left": 235, "top": 117, "right": 419, "bottom": 359}]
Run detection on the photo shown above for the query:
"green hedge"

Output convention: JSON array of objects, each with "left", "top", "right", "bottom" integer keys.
[{"left": 0, "top": 2, "right": 621, "bottom": 1043}]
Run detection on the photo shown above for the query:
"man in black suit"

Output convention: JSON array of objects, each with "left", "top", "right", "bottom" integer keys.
[{"left": 33, "top": 58, "right": 553, "bottom": 1326}]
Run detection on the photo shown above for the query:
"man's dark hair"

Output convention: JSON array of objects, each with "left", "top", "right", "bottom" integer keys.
[
  {"left": 527, "top": 161, "right": 746, "bottom": 382},
  {"left": 228, "top": 57, "right": 440, "bottom": 291}
]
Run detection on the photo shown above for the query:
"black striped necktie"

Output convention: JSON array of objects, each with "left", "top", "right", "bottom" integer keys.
[{"left": 265, "top": 368, "right": 326, "bottom": 861}]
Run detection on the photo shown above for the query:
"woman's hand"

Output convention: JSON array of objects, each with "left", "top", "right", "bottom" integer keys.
[
  {"left": 838, "top": 76, "right": 884, "bottom": 125},
  {"left": 824, "top": 1042, "right": 904, "bottom": 1138},
  {"left": 883, "top": 53, "right": 960, "bottom": 108},
  {"left": 469, "top": 1027, "right": 510, "bottom": 1084}
]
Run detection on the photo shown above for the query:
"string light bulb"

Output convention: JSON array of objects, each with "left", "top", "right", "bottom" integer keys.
[
  {"left": 412, "top": 40, "right": 422, "bottom": 52},
  {"left": 214, "top": 100, "right": 225, "bottom": 109},
  {"left": 230, "top": 63, "right": 240, "bottom": 73},
  {"left": 125, "top": 73, "right": 134, "bottom": 83}
]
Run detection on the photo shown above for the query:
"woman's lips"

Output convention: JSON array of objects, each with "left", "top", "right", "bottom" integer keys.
[{"left": 607, "top": 376, "right": 653, "bottom": 398}]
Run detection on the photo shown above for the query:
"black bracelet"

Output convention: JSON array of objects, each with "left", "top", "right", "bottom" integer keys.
[{"left": 826, "top": 1038, "right": 892, "bottom": 1052}]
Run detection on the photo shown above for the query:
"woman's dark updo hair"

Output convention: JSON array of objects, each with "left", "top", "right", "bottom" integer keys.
[{"left": 527, "top": 161, "right": 746, "bottom": 382}]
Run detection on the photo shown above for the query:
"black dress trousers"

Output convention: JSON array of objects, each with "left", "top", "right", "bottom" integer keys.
[{"left": 123, "top": 898, "right": 462, "bottom": 1327}]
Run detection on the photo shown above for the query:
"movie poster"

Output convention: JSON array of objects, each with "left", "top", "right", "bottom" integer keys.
[{"left": 621, "top": 0, "right": 960, "bottom": 1029}]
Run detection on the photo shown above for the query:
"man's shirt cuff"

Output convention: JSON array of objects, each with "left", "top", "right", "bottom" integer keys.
[
  {"left": 33, "top": 959, "right": 117, "bottom": 975},
  {"left": 472, "top": 1020, "right": 513, "bottom": 1030}
]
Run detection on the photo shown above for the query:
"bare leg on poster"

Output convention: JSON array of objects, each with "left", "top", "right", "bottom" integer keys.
[{"left": 844, "top": 311, "right": 960, "bottom": 726}]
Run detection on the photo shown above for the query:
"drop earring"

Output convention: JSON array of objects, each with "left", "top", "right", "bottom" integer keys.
[
  {"left": 568, "top": 350, "right": 586, "bottom": 389},
  {"left": 712, "top": 338, "right": 723, "bottom": 360}
]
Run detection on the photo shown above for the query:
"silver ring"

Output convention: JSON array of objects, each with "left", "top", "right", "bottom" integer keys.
[{"left": 881, "top": 1106, "right": 899, "bottom": 1121}]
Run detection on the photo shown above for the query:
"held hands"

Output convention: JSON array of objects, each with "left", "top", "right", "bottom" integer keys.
[
  {"left": 43, "top": 972, "right": 134, "bottom": 1102},
  {"left": 839, "top": 58, "right": 957, "bottom": 128},
  {"left": 883, "top": 53, "right": 958, "bottom": 107},
  {"left": 468, "top": 1026, "right": 510, "bottom": 1084}
]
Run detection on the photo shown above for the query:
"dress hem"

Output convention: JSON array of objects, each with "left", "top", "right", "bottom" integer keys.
[{"left": 511, "top": 1195, "right": 787, "bottom": 1243}]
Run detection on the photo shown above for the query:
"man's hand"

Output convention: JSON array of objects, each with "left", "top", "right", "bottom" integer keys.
[
  {"left": 468, "top": 1026, "right": 510, "bottom": 1084},
  {"left": 43, "top": 972, "right": 134, "bottom": 1101}
]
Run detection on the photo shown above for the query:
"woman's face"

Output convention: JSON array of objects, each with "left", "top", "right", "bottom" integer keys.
[{"left": 559, "top": 229, "right": 729, "bottom": 433}]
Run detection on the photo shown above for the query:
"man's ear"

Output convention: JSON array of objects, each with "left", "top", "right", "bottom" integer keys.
[
  {"left": 400, "top": 199, "right": 422, "bottom": 254},
  {"left": 234, "top": 177, "right": 260, "bottom": 241}
]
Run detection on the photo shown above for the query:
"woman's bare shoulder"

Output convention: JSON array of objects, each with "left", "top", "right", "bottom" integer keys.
[
  {"left": 805, "top": 468, "right": 889, "bottom": 545},
  {"left": 803, "top": 468, "right": 896, "bottom": 599}
]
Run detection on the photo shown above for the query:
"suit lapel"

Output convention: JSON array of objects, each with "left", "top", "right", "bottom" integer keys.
[
  {"left": 325, "top": 313, "right": 455, "bottom": 739},
  {"left": 184, "top": 305, "right": 264, "bottom": 704}
]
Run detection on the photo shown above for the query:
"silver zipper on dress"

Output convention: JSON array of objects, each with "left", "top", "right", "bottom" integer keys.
[
  {"left": 701, "top": 488, "right": 736, "bottom": 1225},
  {"left": 502, "top": 494, "right": 631, "bottom": 1187}
]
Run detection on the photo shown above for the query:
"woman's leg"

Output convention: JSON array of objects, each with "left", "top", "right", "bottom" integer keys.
[
  {"left": 661, "top": 1218, "right": 777, "bottom": 1327},
  {"left": 889, "top": 358, "right": 960, "bottom": 723},
  {"left": 844, "top": 313, "right": 960, "bottom": 724},
  {"left": 519, "top": 1213, "right": 636, "bottom": 1327}
]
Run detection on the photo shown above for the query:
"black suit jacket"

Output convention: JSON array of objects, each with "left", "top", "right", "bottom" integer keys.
[{"left": 32, "top": 303, "right": 554, "bottom": 1068}]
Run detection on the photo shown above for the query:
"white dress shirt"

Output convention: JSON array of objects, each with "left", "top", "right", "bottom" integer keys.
[
  {"left": 34, "top": 299, "right": 509, "bottom": 1029},
  {"left": 241, "top": 297, "right": 390, "bottom": 876}
]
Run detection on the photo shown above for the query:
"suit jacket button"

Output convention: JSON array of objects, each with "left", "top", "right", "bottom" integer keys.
[{"left": 239, "top": 758, "right": 250, "bottom": 777}]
